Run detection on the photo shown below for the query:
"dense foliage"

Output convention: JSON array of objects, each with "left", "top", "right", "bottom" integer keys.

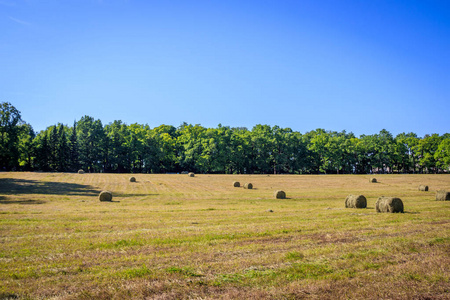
[{"left": 1, "top": 102, "right": 449, "bottom": 174}]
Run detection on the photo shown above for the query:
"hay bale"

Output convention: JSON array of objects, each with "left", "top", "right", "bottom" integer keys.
[
  {"left": 345, "top": 194, "right": 367, "bottom": 208},
  {"left": 99, "top": 191, "right": 113, "bottom": 202},
  {"left": 370, "top": 178, "right": 377, "bottom": 183},
  {"left": 375, "top": 196, "right": 404, "bottom": 213},
  {"left": 188, "top": 172, "right": 195, "bottom": 177},
  {"left": 418, "top": 185, "right": 428, "bottom": 191},
  {"left": 78, "top": 169, "right": 85, "bottom": 174},
  {"left": 436, "top": 190, "right": 450, "bottom": 201},
  {"left": 244, "top": 183, "right": 253, "bottom": 189},
  {"left": 129, "top": 176, "right": 136, "bottom": 182},
  {"left": 274, "top": 190, "right": 286, "bottom": 199},
  {"left": 233, "top": 181, "right": 240, "bottom": 187}
]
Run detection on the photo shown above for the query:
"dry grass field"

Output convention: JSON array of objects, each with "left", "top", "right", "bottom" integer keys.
[{"left": 0, "top": 172, "right": 449, "bottom": 299}]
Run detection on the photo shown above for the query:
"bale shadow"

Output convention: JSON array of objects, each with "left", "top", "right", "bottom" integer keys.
[{"left": 0, "top": 178, "right": 101, "bottom": 197}]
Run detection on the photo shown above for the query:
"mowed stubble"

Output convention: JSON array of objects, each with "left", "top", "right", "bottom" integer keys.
[{"left": 0, "top": 172, "right": 449, "bottom": 299}]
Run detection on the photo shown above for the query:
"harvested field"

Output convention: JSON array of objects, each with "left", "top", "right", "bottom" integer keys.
[{"left": 0, "top": 173, "right": 449, "bottom": 299}]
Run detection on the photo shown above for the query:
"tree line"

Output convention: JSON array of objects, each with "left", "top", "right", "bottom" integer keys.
[{"left": 1, "top": 102, "right": 449, "bottom": 174}]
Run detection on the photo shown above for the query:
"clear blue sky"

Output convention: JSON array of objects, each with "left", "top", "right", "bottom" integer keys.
[{"left": 1, "top": 0, "right": 449, "bottom": 137}]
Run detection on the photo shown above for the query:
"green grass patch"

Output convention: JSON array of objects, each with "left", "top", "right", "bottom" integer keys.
[
  {"left": 428, "top": 237, "right": 450, "bottom": 246},
  {"left": 117, "top": 265, "right": 153, "bottom": 279},
  {"left": 214, "top": 262, "right": 334, "bottom": 287},
  {"left": 93, "top": 238, "right": 144, "bottom": 249},
  {"left": 213, "top": 273, "right": 244, "bottom": 286},
  {"left": 285, "top": 251, "right": 305, "bottom": 261},
  {"left": 281, "top": 263, "right": 334, "bottom": 280},
  {"left": 10, "top": 267, "right": 40, "bottom": 280},
  {"left": 165, "top": 266, "right": 203, "bottom": 277},
  {"left": 363, "top": 262, "right": 381, "bottom": 270},
  {"left": 404, "top": 272, "right": 423, "bottom": 281}
]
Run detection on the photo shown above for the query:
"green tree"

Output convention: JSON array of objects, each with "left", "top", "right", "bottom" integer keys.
[
  {"left": 48, "top": 125, "right": 59, "bottom": 171},
  {"left": 56, "top": 124, "right": 69, "bottom": 171},
  {"left": 0, "top": 102, "right": 23, "bottom": 170},
  {"left": 148, "top": 124, "right": 178, "bottom": 173},
  {"left": 104, "top": 120, "right": 130, "bottom": 172},
  {"left": 250, "top": 125, "right": 274, "bottom": 174},
  {"left": 435, "top": 137, "right": 450, "bottom": 172},
  {"left": 127, "top": 123, "right": 147, "bottom": 173},
  {"left": 271, "top": 126, "right": 299, "bottom": 174},
  {"left": 33, "top": 131, "right": 50, "bottom": 171},
  {"left": 17, "top": 123, "right": 35, "bottom": 170},
  {"left": 328, "top": 131, "right": 356, "bottom": 174},
  {"left": 4, "top": 103, "right": 447, "bottom": 175},
  {"left": 68, "top": 121, "right": 79, "bottom": 172},
  {"left": 354, "top": 135, "right": 374, "bottom": 174},
  {"left": 395, "top": 133, "right": 419, "bottom": 173},
  {"left": 358, "top": 130, "right": 396, "bottom": 173},
  {"left": 33, "top": 124, "right": 70, "bottom": 172},
  {"left": 338, "top": 132, "right": 358, "bottom": 174},
  {"left": 374, "top": 129, "right": 396, "bottom": 173},
  {"left": 229, "top": 127, "right": 252, "bottom": 174},
  {"left": 305, "top": 129, "right": 331, "bottom": 174},
  {"left": 287, "top": 131, "right": 308, "bottom": 174},
  {"left": 201, "top": 124, "right": 233, "bottom": 174},
  {"left": 177, "top": 123, "right": 206, "bottom": 173},
  {"left": 77, "top": 116, "right": 106, "bottom": 172},
  {"left": 415, "top": 134, "right": 443, "bottom": 173}
]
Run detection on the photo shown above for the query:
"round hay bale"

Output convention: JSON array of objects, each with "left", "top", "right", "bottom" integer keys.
[
  {"left": 188, "top": 172, "right": 195, "bottom": 177},
  {"left": 129, "top": 176, "right": 136, "bottom": 182},
  {"left": 244, "top": 183, "right": 253, "bottom": 189},
  {"left": 99, "top": 191, "right": 113, "bottom": 202},
  {"left": 370, "top": 178, "right": 377, "bottom": 183},
  {"left": 274, "top": 190, "right": 286, "bottom": 199},
  {"left": 375, "top": 196, "right": 404, "bottom": 213},
  {"left": 78, "top": 169, "right": 85, "bottom": 174},
  {"left": 436, "top": 190, "right": 450, "bottom": 201},
  {"left": 345, "top": 194, "right": 367, "bottom": 208},
  {"left": 233, "top": 181, "right": 240, "bottom": 187},
  {"left": 418, "top": 185, "right": 428, "bottom": 191}
]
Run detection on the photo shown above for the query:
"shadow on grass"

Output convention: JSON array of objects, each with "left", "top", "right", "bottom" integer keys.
[
  {"left": 0, "top": 197, "right": 47, "bottom": 205},
  {"left": 0, "top": 293, "right": 19, "bottom": 299},
  {"left": 114, "top": 193, "right": 159, "bottom": 198},
  {"left": 0, "top": 178, "right": 101, "bottom": 197}
]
